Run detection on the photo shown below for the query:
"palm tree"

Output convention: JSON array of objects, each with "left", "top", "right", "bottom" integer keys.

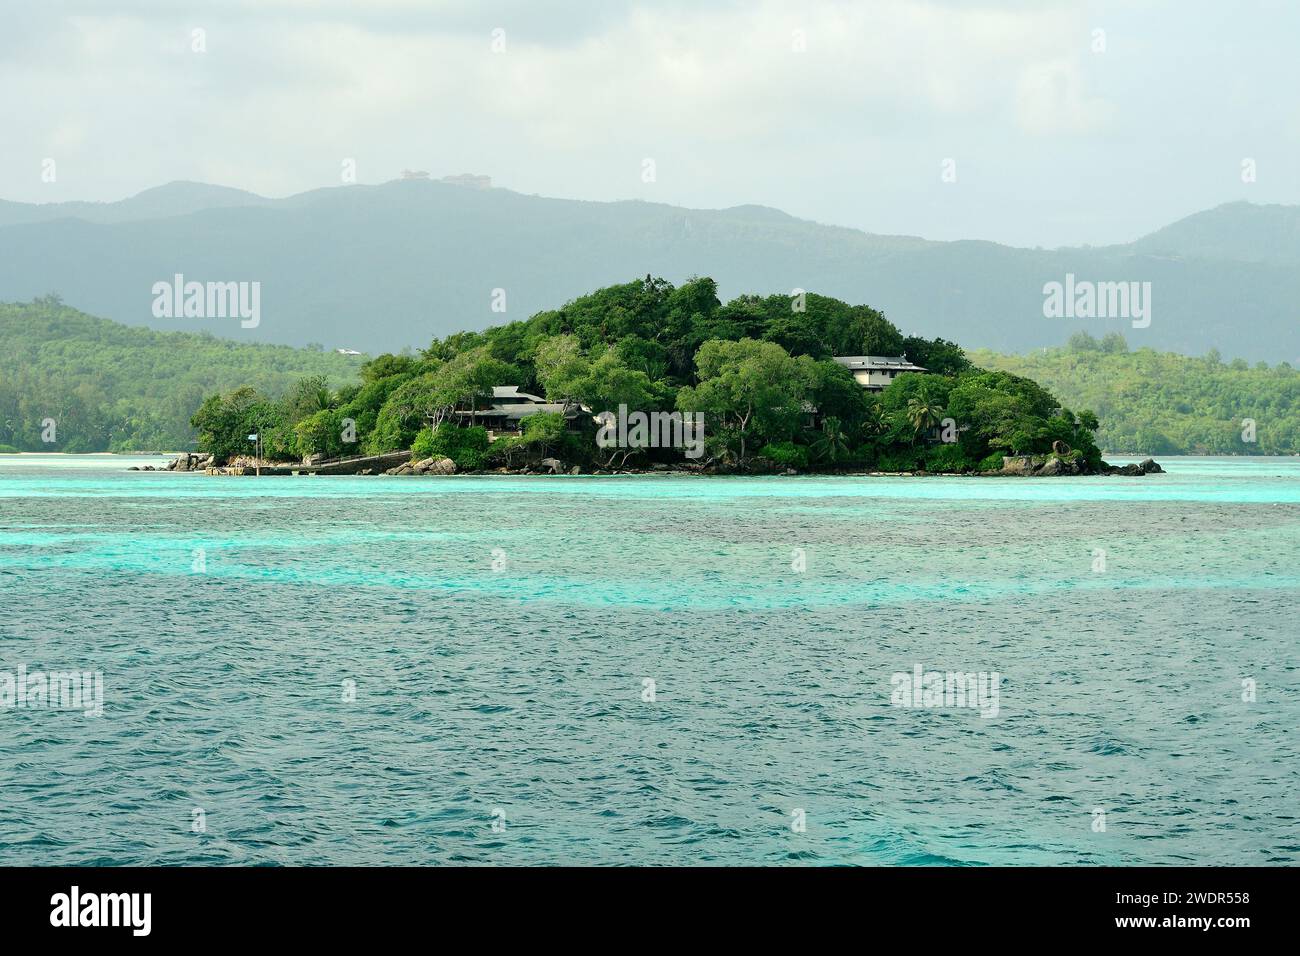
[
  {"left": 811, "top": 416, "right": 850, "bottom": 463},
  {"left": 862, "top": 404, "right": 888, "bottom": 438},
  {"left": 906, "top": 389, "right": 943, "bottom": 445}
]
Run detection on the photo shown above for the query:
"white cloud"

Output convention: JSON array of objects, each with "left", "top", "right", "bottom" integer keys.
[
  {"left": 1016, "top": 58, "right": 1114, "bottom": 135},
  {"left": 1, "top": 0, "right": 1294, "bottom": 248}
]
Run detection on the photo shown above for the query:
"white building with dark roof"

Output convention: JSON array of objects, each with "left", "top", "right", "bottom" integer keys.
[
  {"left": 832, "top": 355, "right": 926, "bottom": 391},
  {"left": 453, "top": 386, "right": 585, "bottom": 433}
]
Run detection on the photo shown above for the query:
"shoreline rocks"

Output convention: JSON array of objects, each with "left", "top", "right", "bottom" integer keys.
[
  {"left": 999, "top": 454, "right": 1084, "bottom": 476},
  {"left": 384, "top": 456, "right": 456, "bottom": 476},
  {"left": 999, "top": 455, "right": 1040, "bottom": 476},
  {"left": 166, "top": 449, "right": 1165, "bottom": 479},
  {"left": 166, "top": 452, "right": 213, "bottom": 472},
  {"left": 1101, "top": 457, "right": 1164, "bottom": 476},
  {"left": 997, "top": 454, "right": 1164, "bottom": 477}
]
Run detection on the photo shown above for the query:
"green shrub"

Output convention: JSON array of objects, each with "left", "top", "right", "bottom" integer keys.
[
  {"left": 410, "top": 427, "right": 435, "bottom": 460},
  {"left": 758, "top": 441, "right": 809, "bottom": 469},
  {"left": 364, "top": 402, "right": 416, "bottom": 454},
  {"left": 558, "top": 429, "right": 593, "bottom": 466},
  {"left": 293, "top": 409, "right": 344, "bottom": 460},
  {"left": 414, "top": 423, "right": 491, "bottom": 470},
  {"left": 923, "top": 443, "right": 971, "bottom": 473},
  {"left": 0, "top": 443, "right": 18, "bottom": 453},
  {"left": 487, "top": 414, "right": 594, "bottom": 469},
  {"left": 875, "top": 450, "right": 923, "bottom": 472},
  {"left": 978, "top": 452, "right": 1006, "bottom": 472},
  {"left": 486, "top": 433, "right": 522, "bottom": 465}
]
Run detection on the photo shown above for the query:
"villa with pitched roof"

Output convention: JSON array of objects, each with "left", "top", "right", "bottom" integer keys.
[
  {"left": 453, "top": 386, "right": 585, "bottom": 434},
  {"left": 832, "top": 355, "right": 927, "bottom": 391}
]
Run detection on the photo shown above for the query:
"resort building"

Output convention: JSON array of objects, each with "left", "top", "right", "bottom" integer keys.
[
  {"left": 832, "top": 355, "right": 927, "bottom": 391},
  {"left": 453, "top": 386, "right": 585, "bottom": 434}
]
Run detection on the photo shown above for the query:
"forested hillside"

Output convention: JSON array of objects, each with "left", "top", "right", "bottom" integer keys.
[
  {"left": 975, "top": 333, "right": 1300, "bottom": 454},
  {"left": 5, "top": 293, "right": 1296, "bottom": 458},
  {"left": 0, "top": 297, "right": 361, "bottom": 451}
]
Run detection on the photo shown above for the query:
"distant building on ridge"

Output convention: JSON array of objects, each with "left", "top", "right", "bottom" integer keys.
[{"left": 439, "top": 173, "right": 491, "bottom": 189}]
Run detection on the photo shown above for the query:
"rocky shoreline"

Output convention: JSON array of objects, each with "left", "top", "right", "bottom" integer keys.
[
  {"left": 129, "top": 451, "right": 211, "bottom": 472},
  {"left": 159, "top": 451, "right": 1166, "bottom": 479},
  {"left": 998, "top": 454, "right": 1164, "bottom": 477}
]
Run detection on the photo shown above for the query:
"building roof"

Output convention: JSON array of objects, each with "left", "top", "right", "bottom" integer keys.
[
  {"left": 492, "top": 385, "right": 547, "bottom": 403},
  {"left": 499, "top": 402, "right": 577, "bottom": 420},
  {"left": 457, "top": 402, "right": 581, "bottom": 421},
  {"left": 832, "top": 355, "right": 926, "bottom": 372},
  {"left": 450, "top": 386, "right": 588, "bottom": 421}
]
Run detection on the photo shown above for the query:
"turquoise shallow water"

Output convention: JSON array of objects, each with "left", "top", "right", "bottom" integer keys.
[{"left": 1, "top": 454, "right": 1297, "bottom": 865}]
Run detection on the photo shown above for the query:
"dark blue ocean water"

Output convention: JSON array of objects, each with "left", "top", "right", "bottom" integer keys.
[{"left": 1, "top": 455, "right": 1297, "bottom": 865}]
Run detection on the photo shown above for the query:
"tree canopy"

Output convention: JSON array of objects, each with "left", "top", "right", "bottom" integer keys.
[
  {"left": 0, "top": 299, "right": 359, "bottom": 452},
  {"left": 178, "top": 276, "right": 1109, "bottom": 473},
  {"left": 1, "top": 280, "right": 1175, "bottom": 472},
  {"left": 975, "top": 337, "right": 1300, "bottom": 454}
]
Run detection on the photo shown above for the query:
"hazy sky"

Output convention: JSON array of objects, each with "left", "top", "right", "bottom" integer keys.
[{"left": 3, "top": 0, "right": 1296, "bottom": 247}]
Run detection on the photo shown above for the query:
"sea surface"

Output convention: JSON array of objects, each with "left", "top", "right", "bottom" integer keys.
[{"left": 1, "top": 454, "right": 1297, "bottom": 866}]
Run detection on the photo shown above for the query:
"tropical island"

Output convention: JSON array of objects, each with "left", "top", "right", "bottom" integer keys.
[
  {"left": 4, "top": 289, "right": 1294, "bottom": 462},
  {"left": 171, "top": 276, "right": 1135, "bottom": 478}
]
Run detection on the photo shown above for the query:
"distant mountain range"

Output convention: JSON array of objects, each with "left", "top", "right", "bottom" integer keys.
[
  {"left": 2, "top": 180, "right": 1297, "bottom": 360},
  {"left": 0, "top": 181, "right": 274, "bottom": 226}
]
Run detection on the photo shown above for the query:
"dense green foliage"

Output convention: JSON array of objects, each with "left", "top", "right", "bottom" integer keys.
[
  {"left": 15, "top": 282, "right": 1292, "bottom": 464},
  {"left": 185, "top": 276, "right": 1103, "bottom": 473},
  {"left": 0, "top": 297, "right": 360, "bottom": 451},
  {"left": 758, "top": 441, "right": 809, "bottom": 470},
  {"left": 412, "top": 423, "right": 491, "bottom": 470},
  {"left": 487, "top": 412, "right": 587, "bottom": 468},
  {"left": 975, "top": 332, "right": 1300, "bottom": 454}
]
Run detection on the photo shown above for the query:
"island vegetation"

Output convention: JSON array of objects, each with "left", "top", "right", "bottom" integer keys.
[
  {"left": 0, "top": 296, "right": 358, "bottom": 453},
  {"left": 975, "top": 332, "right": 1300, "bottom": 455},
  {"left": 186, "top": 277, "right": 1105, "bottom": 475},
  {"left": 4, "top": 284, "right": 1294, "bottom": 464}
]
